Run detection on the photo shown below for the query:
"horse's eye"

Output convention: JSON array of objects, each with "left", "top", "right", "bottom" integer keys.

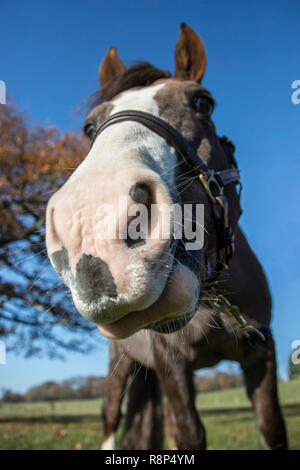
[
  {"left": 194, "top": 96, "right": 214, "bottom": 117},
  {"left": 84, "top": 121, "right": 97, "bottom": 139}
]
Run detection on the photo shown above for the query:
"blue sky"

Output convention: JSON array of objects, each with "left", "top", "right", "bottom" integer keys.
[{"left": 1, "top": 0, "right": 299, "bottom": 391}]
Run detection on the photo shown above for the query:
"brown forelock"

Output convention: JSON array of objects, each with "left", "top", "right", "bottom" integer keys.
[{"left": 89, "top": 62, "right": 171, "bottom": 111}]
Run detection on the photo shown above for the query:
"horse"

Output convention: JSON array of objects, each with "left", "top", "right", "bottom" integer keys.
[{"left": 45, "top": 23, "right": 287, "bottom": 450}]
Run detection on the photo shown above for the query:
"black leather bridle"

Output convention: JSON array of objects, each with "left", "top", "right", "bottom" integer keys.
[{"left": 90, "top": 110, "right": 241, "bottom": 272}]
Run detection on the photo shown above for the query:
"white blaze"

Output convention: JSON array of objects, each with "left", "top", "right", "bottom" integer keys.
[{"left": 74, "top": 83, "right": 176, "bottom": 188}]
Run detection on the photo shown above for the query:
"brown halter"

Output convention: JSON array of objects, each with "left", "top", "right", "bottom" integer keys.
[{"left": 90, "top": 110, "right": 269, "bottom": 345}]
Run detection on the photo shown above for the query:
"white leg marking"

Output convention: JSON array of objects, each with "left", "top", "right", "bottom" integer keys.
[
  {"left": 101, "top": 433, "right": 115, "bottom": 450},
  {"left": 259, "top": 431, "right": 272, "bottom": 450}
]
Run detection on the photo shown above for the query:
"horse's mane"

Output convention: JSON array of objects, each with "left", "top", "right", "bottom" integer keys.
[{"left": 90, "top": 62, "right": 171, "bottom": 110}]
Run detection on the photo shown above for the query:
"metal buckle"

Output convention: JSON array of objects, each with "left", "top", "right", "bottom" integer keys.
[
  {"left": 199, "top": 171, "right": 224, "bottom": 204},
  {"left": 207, "top": 291, "right": 266, "bottom": 343}
]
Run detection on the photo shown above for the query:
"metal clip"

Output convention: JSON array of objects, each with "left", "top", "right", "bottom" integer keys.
[
  {"left": 199, "top": 171, "right": 224, "bottom": 204},
  {"left": 207, "top": 291, "right": 266, "bottom": 343}
]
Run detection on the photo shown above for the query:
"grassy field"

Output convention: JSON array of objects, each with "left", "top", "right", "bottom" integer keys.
[{"left": 0, "top": 379, "right": 299, "bottom": 450}]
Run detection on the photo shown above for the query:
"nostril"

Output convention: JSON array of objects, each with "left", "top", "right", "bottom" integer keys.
[
  {"left": 129, "top": 183, "right": 152, "bottom": 207},
  {"left": 126, "top": 183, "right": 152, "bottom": 249}
]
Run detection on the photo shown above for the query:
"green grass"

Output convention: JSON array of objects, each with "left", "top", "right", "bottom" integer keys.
[{"left": 0, "top": 380, "right": 299, "bottom": 450}]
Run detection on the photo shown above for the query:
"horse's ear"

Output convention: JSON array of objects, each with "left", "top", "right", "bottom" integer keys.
[
  {"left": 99, "top": 46, "right": 126, "bottom": 88},
  {"left": 174, "top": 23, "right": 207, "bottom": 83}
]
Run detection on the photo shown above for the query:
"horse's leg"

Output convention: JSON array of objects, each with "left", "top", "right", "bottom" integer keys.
[
  {"left": 241, "top": 334, "right": 288, "bottom": 450},
  {"left": 122, "top": 365, "right": 163, "bottom": 450},
  {"left": 153, "top": 335, "right": 206, "bottom": 450},
  {"left": 101, "top": 341, "right": 133, "bottom": 450}
]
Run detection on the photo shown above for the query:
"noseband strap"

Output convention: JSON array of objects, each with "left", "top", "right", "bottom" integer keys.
[
  {"left": 91, "top": 110, "right": 241, "bottom": 270},
  {"left": 91, "top": 110, "right": 240, "bottom": 188}
]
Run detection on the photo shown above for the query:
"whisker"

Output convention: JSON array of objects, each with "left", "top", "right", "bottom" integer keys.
[{"left": 13, "top": 248, "right": 47, "bottom": 266}]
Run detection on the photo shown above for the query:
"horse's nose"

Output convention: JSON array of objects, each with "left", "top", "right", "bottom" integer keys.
[
  {"left": 50, "top": 243, "right": 118, "bottom": 298},
  {"left": 46, "top": 169, "right": 173, "bottom": 286},
  {"left": 75, "top": 254, "right": 117, "bottom": 300}
]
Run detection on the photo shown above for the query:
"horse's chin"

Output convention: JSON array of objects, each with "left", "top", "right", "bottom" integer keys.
[{"left": 97, "top": 264, "right": 199, "bottom": 339}]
